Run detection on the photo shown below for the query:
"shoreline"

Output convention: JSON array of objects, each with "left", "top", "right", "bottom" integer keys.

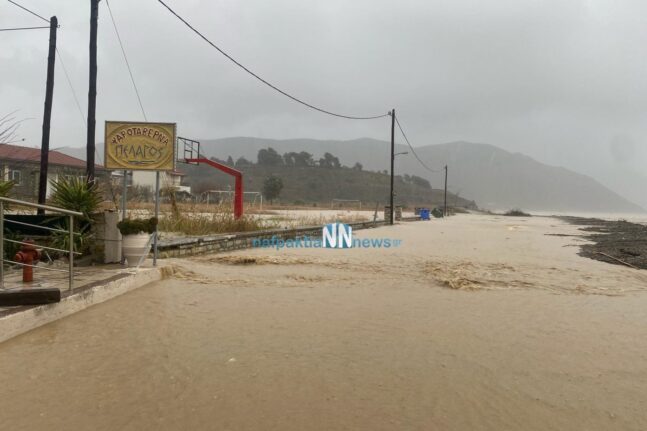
[{"left": 559, "top": 216, "right": 647, "bottom": 270}]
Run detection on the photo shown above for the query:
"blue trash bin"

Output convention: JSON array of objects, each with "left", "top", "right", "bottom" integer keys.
[{"left": 420, "top": 208, "right": 430, "bottom": 220}]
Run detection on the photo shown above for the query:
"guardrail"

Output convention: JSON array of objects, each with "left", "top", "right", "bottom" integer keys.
[{"left": 0, "top": 197, "right": 84, "bottom": 291}]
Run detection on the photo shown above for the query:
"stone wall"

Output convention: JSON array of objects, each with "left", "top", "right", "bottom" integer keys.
[{"left": 156, "top": 220, "right": 391, "bottom": 258}]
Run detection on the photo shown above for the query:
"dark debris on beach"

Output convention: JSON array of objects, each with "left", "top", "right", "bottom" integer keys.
[{"left": 560, "top": 217, "right": 647, "bottom": 270}]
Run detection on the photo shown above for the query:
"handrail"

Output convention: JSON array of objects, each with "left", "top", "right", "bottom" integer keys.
[
  {"left": 4, "top": 218, "right": 83, "bottom": 236},
  {"left": 1, "top": 196, "right": 79, "bottom": 291},
  {"left": 3, "top": 238, "right": 83, "bottom": 255},
  {"left": 0, "top": 197, "right": 84, "bottom": 217}
]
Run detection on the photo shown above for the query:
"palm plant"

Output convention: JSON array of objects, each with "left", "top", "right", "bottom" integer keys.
[
  {"left": 48, "top": 177, "right": 102, "bottom": 257},
  {"left": 49, "top": 176, "right": 102, "bottom": 219},
  {"left": 0, "top": 180, "right": 14, "bottom": 198}
]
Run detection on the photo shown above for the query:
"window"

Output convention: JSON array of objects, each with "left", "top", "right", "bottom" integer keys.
[{"left": 10, "top": 170, "right": 21, "bottom": 185}]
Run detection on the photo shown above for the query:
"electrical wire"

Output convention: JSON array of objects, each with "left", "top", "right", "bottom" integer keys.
[
  {"left": 56, "top": 48, "right": 86, "bottom": 128},
  {"left": 6, "top": 0, "right": 49, "bottom": 23},
  {"left": 0, "top": 26, "right": 49, "bottom": 31},
  {"left": 105, "top": 0, "right": 148, "bottom": 121},
  {"left": 394, "top": 115, "right": 443, "bottom": 173},
  {"left": 105, "top": 0, "right": 177, "bottom": 197},
  {"left": 156, "top": 0, "right": 388, "bottom": 121},
  {"left": 55, "top": 49, "right": 105, "bottom": 167}
]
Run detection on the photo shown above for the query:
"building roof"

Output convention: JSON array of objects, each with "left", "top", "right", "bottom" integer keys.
[{"left": 0, "top": 143, "right": 102, "bottom": 169}]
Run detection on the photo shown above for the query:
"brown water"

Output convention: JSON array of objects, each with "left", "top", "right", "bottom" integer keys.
[{"left": 1, "top": 215, "right": 646, "bottom": 430}]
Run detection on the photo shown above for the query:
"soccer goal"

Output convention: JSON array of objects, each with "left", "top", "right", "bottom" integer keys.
[
  {"left": 331, "top": 199, "right": 362, "bottom": 210},
  {"left": 203, "top": 190, "right": 263, "bottom": 210}
]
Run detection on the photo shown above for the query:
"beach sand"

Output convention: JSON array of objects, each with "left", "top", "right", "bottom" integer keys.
[{"left": 1, "top": 214, "right": 646, "bottom": 430}]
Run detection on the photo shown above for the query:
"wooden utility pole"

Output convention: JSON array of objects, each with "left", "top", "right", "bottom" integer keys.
[
  {"left": 37, "top": 16, "right": 57, "bottom": 213},
  {"left": 444, "top": 164, "right": 448, "bottom": 217},
  {"left": 86, "top": 0, "right": 100, "bottom": 181},
  {"left": 389, "top": 109, "right": 395, "bottom": 225}
]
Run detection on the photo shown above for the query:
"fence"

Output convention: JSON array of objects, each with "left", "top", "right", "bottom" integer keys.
[{"left": 0, "top": 197, "right": 83, "bottom": 291}]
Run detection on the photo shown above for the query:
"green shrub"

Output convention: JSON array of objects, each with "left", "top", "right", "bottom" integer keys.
[
  {"left": 117, "top": 217, "right": 158, "bottom": 235},
  {"left": 504, "top": 209, "right": 531, "bottom": 217},
  {"left": 0, "top": 180, "right": 14, "bottom": 198},
  {"left": 49, "top": 225, "right": 94, "bottom": 256},
  {"left": 49, "top": 176, "right": 102, "bottom": 219}
]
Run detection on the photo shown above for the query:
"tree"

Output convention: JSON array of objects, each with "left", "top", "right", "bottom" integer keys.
[
  {"left": 226, "top": 156, "right": 234, "bottom": 166},
  {"left": 295, "top": 151, "right": 315, "bottom": 167},
  {"left": 257, "top": 147, "right": 284, "bottom": 166},
  {"left": 352, "top": 162, "right": 363, "bottom": 171},
  {"left": 318, "top": 152, "right": 341, "bottom": 168},
  {"left": 283, "top": 151, "right": 315, "bottom": 167},
  {"left": 410, "top": 175, "right": 431, "bottom": 189},
  {"left": 235, "top": 156, "right": 252, "bottom": 167},
  {"left": 263, "top": 175, "right": 284, "bottom": 204},
  {"left": 283, "top": 152, "right": 297, "bottom": 167},
  {"left": 0, "top": 111, "right": 25, "bottom": 144}
]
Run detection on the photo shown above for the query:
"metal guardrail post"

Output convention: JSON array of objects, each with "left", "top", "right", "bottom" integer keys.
[
  {"left": 0, "top": 201, "right": 4, "bottom": 289},
  {"left": 68, "top": 214, "right": 74, "bottom": 291}
]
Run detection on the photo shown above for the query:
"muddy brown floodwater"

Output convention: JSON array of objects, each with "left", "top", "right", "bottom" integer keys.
[{"left": 1, "top": 215, "right": 647, "bottom": 430}]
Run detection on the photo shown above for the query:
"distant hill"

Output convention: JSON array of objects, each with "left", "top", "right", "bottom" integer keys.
[
  {"left": 180, "top": 162, "right": 476, "bottom": 209},
  {"left": 194, "top": 138, "right": 643, "bottom": 213},
  {"left": 59, "top": 138, "right": 644, "bottom": 213}
]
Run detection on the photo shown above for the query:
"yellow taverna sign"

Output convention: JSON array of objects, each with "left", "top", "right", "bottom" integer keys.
[{"left": 104, "top": 121, "right": 176, "bottom": 170}]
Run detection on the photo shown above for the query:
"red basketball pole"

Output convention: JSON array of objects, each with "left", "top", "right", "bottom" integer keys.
[{"left": 185, "top": 158, "right": 243, "bottom": 219}]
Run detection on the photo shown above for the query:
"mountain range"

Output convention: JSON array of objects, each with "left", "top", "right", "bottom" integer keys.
[{"left": 59, "top": 138, "right": 644, "bottom": 213}]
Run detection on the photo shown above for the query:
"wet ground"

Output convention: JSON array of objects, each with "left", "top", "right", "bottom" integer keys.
[
  {"left": 561, "top": 217, "right": 647, "bottom": 270},
  {"left": 1, "top": 215, "right": 646, "bottom": 430}
]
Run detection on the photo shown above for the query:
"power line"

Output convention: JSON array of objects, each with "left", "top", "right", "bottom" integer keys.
[
  {"left": 6, "top": 0, "right": 49, "bottom": 23},
  {"left": 156, "top": 0, "right": 388, "bottom": 121},
  {"left": 56, "top": 48, "right": 86, "bottom": 128},
  {"left": 0, "top": 26, "right": 49, "bottom": 31},
  {"left": 55, "top": 48, "right": 104, "bottom": 164},
  {"left": 394, "top": 115, "right": 443, "bottom": 173},
  {"left": 105, "top": 0, "right": 148, "bottom": 121}
]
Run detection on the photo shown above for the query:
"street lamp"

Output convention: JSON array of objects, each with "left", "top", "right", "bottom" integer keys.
[{"left": 394, "top": 151, "right": 409, "bottom": 157}]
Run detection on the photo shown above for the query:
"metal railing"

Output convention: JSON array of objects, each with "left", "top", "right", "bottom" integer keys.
[{"left": 0, "top": 197, "right": 83, "bottom": 291}]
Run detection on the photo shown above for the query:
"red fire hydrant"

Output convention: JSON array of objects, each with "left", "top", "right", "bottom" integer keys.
[{"left": 14, "top": 240, "right": 41, "bottom": 283}]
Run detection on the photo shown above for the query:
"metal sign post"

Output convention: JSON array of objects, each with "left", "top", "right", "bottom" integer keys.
[
  {"left": 153, "top": 171, "right": 160, "bottom": 266},
  {"left": 104, "top": 121, "right": 176, "bottom": 267}
]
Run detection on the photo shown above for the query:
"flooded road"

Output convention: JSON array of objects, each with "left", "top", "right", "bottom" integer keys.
[{"left": 1, "top": 215, "right": 647, "bottom": 430}]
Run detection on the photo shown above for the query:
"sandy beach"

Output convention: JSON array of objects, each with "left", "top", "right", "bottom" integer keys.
[{"left": 1, "top": 214, "right": 646, "bottom": 430}]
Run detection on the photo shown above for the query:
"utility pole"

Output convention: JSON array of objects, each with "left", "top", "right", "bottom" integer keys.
[
  {"left": 86, "top": 0, "right": 100, "bottom": 182},
  {"left": 37, "top": 16, "right": 57, "bottom": 214},
  {"left": 389, "top": 108, "right": 395, "bottom": 225},
  {"left": 444, "top": 164, "right": 448, "bottom": 217}
]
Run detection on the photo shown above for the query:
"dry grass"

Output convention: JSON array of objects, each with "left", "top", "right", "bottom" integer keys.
[
  {"left": 158, "top": 212, "right": 273, "bottom": 235},
  {"left": 128, "top": 202, "right": 275, "bottom": 236},
  {"left": 125, "top": 202, "right": 371, "bottom": 236},
  {"left": 274, "top": 213, "right": 370, "bottom": 228}
]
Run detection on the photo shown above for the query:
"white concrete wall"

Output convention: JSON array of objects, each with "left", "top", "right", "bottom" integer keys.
[{"left": 131, "top": 171, "right": 183, "bottom": 189}]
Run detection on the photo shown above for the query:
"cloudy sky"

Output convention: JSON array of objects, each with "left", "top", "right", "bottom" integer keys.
[{"left": 2, "top": 0, "right": 646, "bottom": 202}]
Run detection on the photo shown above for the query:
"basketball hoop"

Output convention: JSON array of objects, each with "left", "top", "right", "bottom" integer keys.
[{"left": 177, "top": 136, "right": 200, "bottom": 165}]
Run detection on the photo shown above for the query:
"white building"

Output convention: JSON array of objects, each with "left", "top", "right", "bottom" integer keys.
[{"left": 131, "top": 170, "right": 190, "bottom": 194}]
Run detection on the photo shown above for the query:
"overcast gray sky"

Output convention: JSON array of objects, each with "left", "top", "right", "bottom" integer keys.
[{"left": 2, "top": 0, "right": 646, "bottom": 201}]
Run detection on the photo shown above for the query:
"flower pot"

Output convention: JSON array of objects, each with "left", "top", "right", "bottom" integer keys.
[{"left": 122, "top": 233, "right": 151, "bottom": 267}]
